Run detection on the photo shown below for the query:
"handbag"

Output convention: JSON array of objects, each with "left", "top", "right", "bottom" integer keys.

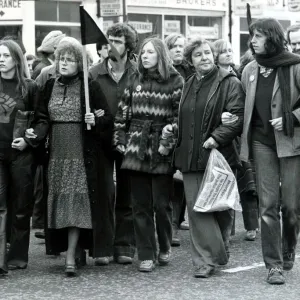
[{"left": 12, "top": 110, "right": 34, "bottom": 139}]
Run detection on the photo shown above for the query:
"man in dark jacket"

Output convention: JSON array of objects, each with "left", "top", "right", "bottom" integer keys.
[{"left": 89, "top": 23, "right": 138, "bottom": 266}]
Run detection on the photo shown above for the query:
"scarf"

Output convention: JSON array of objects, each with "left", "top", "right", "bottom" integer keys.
[{"left": 255, "top": 51, "right": 300, "bottom": 137}]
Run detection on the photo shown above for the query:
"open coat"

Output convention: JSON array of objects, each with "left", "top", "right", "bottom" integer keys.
[{"left": 30, "top": 75, "right": 114, "bottom": 257}]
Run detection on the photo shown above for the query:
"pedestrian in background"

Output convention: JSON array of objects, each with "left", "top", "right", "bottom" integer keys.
[
  {"left": 240, "top": 18, "right": 300, "bottom": 285},
  {"left": 26, "top": 37, "right": 113, "bottom": 276},
  {"left": 286, "top": 24, "right": 300, "bottom": 55},
  {"left": 214, "top": 39, "right": 259, "bottom": 242},
  {"left": 173, "top": 37, "right": 244, "bottom": 278},
  {"left": 0, "top": 39, "right": 38, "bottom": 273},
  {"left": 164, "top": 33, "right": 193, "bottom": 247},
  {"left": 114, "top": 37, "right": 184, "bottom": 272}
]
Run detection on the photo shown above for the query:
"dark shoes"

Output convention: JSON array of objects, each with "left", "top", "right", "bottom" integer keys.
[
  {"left": 171, "top": 228, "right": 181, "bottom": 247},
  {"left": 194, "top": 265, "right": 215, "bottom": 278},
  {"left": 35, "top": 231, "right": 45, "bottom": 239},
  {"left": 283, "top": 251, "right": 295, "bottom": 271},
  {"left": 267, "top": 267, "right": 285, "bottom": 285},
  {"left": 75, "top": 249, "right": 87, "bottom": 267},
  {"left": 158, "top": 250, "right": 171, "bottom": 266}
]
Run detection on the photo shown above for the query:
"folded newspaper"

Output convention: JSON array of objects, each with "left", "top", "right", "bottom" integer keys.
[{"left": 194, "top": 165, "right": 241, "bottom": 212}]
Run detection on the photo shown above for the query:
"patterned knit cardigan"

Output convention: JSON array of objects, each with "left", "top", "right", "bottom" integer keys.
[{"left": 113, "top": 69, "right": 184, "bottom": 174}]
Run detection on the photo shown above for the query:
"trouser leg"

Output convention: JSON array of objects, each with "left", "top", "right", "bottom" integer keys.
[
  {"left": 153, "top": 174, "right": 173, "bottom": 253},
  {"left": 280, "top": 156, "right": 300, "bottom": 254},
  {"left": 7, "top": 151, "right": 36, "bottom": 268},
  {"left": 32, "top": 165, "right": 44, "bottom": 229},
  {"left": 240, "top": 192, "right": 259, "bottom": 231},
  {"left": 114, "top": 152, "right": 135, "bottom": 258},
  {"left": 183, "top": 172, "right": 228, "bottom": 268},
  {"left": 252, "top": 141, "right": 282, "bottom": 269},
  {"left": 130, "top": 172, "right": 156, "bottom": 261},
  {"left": 0, "top": 158, "right": 8, "bottom": 274}
]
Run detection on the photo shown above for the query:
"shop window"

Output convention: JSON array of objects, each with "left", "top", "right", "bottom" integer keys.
[
  {"left": 164, "top": 15, "right": 185, "bottom": 38},
  {"left": 35, "top": 1, "right": 80, "bottom": 22},
  {"left": 187, "top": 16, "right": 222, "bottom": 41},
  {"left": 128, "top": 13, "right": 162, "bottom": 52},
  {"left": 35, "top": 25, "right": 80, "bottom": 53}
]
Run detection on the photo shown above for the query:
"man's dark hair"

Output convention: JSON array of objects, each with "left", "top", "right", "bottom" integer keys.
[
  {"left": 249, "top": 18, "right": 288, "bottom": 55},
  {"left": 106, "top": 23, "right": 138, "bottom": 57},
  {"left": 286, "top": 24, "right": 300, "bottom": 45}
]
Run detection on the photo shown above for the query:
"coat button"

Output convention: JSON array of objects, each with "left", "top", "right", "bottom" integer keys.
[
  {"left": 190, "top": 135, "right": 193, "bottom": 139},
  {"left": 189, "top": 150, "right": 192, "bottom": 154},
  {"left": 272, "top": 104, "right": 276, "bottom": 108},
  {"left": 191, "top": 108, "right": 195, "bottom": 112}
]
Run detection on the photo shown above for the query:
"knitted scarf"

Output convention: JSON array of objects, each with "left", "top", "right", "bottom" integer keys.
[{"left": 255, "top": 51, "right": 300, "bottom": 137}]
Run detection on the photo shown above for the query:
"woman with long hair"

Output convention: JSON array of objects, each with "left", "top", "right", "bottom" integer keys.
[
  {"left": 26, "top": 37, "right": 113, "bottom": 276},
  {"left": 0, "top": 39, "right": 38, "bottom": 275},
  {"left": 113, "top": 37, "right": 184, "bottom": 272},
  {"left": 241, "top": 18, "right": 300, "bottom": 285}
]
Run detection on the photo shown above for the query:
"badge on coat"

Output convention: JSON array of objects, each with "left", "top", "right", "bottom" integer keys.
[
  {"left": 249, "top": 75, "right": 255, "bottom": 82},
  {"left": 136, "top": 85, "right": 141, "bottom": 92}
]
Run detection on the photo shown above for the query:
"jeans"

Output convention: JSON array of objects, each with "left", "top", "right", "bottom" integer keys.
[
  {"left": 129, "top": 171, "right": 172, "bottom": 261},
  {"left": 252, "top": 140, "right": 300, "bottom": 269},
  {"left": 0, "top": 150, "right": 36, "bottom": 269},
  {"left": 183, "top": 172, "right": 233, "bottom": 267},
  {"left": 114, "top": 152, "right": 135, "bottom": 258}
]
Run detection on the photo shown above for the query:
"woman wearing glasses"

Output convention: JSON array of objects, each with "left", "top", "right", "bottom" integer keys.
[{"left": 26, "top": 37, "right": 113, "bottom": 276}]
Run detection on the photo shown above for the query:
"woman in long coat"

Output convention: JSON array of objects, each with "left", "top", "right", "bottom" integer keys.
[{"left": 27, "top": 37, "right": 113, "bottom": 275}]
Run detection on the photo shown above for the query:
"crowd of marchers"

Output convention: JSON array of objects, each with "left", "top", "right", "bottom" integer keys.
[{"left": 0, "top": 19, "right": 300, "bottom": 286}]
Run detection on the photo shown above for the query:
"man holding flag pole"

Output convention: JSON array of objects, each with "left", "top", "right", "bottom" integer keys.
[{"left": 81, "top": 6, "right": 138, "bottom": 266}]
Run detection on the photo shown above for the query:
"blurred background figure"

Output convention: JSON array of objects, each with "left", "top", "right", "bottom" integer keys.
[
  {"left": 31, "top": 30, "right": 65, "bottom": 80},
  {"left": 286, "top": 24, "right": 300, "bottom": 55},
  {"left": 96, "top": 42, "right": 108, "bottom": 63},
  {"left": 164, "top": 33, "right": 193, "bottom": 247},
  {"left": 25, "top": 54, "right": 36, "bottom": 77}
]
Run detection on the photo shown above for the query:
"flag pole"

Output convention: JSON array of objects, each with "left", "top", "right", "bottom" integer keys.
[{"left": 82, "top": 45, "right": 91, "bottom": 130}]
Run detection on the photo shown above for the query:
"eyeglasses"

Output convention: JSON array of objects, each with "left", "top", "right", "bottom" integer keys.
[{"left": 59, "top": 57, "right": 76, "bottom": 64}]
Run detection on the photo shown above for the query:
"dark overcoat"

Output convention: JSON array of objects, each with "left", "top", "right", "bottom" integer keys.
[{"left": 30, "top": 74, "right": 114, "bottom": 257}]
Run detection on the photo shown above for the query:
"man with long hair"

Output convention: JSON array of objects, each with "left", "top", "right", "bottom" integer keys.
[{"left": 240, "top": 18, "right": 300, "bottom": 285}]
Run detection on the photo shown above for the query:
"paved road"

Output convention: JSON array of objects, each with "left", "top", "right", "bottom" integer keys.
[{"left": 1, "top": 212, "right": 300, "bottom": 300}]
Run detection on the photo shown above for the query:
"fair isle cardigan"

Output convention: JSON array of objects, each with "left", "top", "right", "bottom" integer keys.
[{"left": 113, "top": 69, "right": 184, "bottom": 174}]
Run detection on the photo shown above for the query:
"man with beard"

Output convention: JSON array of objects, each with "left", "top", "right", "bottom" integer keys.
[
  {"left": 164, "top": 34, "right": 193, "bottom": 247},
  {"left": 287, "top": 24, "right": 300, "bottom": 55},
  {"left": 89, "top": 23, "right": 137, "bottom": 266}
]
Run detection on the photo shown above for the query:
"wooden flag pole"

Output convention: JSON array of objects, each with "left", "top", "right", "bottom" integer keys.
[{"left": 82, "top": 45, "right": 91, "bottom": 130}]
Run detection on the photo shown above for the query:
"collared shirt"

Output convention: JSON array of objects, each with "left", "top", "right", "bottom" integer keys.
[
  {"left": 107, "top": 60, "right": 123, "bottom": 83},
  {"left": 259, "top": 65, "right": 274, "bottom": 78}
]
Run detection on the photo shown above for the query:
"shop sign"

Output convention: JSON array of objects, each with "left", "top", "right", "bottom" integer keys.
[
  {"left": 164, "top": 21, "right": 180, "bottom": 35},
  {"left": 100, "top": 0, "right": 123, "bottom": 17},
  {"left": 288, "top": 0, "right": 300, "bottom": 11},
  {"left": 234, "top": 0, "right": 263, "bottom": 16},
  {"left": 266, "top": 0, "right": 284, "bottom": 10},
  {"left": 0, "top": 0, "right": 22, "bottom": 20},
  {"left": 127, "top": 0, "right": 227, "bottom": 11},
  {"left": 129, "top": 21, "right": 153, "bottom": 34},
  {"left": 188, "top": 25, "right": 219, "bottom": 40}
]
